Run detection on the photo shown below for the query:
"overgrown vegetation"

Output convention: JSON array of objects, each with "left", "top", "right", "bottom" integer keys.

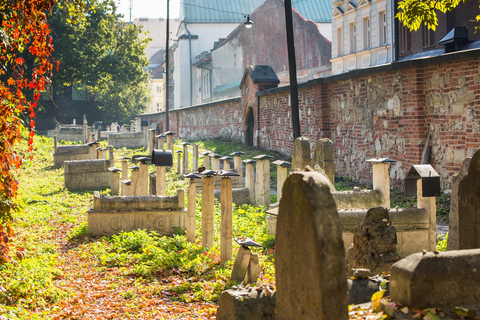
[
  {"left": 0, "top": 134, "right": 275, "bottom": 318},
  {"left": 1, "top": 134, "right": 454, "bottom": 318}
]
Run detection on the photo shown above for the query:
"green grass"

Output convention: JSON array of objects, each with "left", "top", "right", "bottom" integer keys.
[{"left": 1, "top": 134, "right": 276, "bottom": 316}]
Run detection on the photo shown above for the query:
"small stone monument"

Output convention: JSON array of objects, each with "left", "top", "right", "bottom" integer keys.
[
  {"left": 291, "top": 137, "right": 311, "bottom": 170},
  {"left": 276, "top": 169, "right": 348, "bottom": 320},
  {"left": 447, "top": 156, "right": 472, "bottom": 250},
  {"left": 457, "top": 149, "right": 480, "bottom": 249},
  {"left": 312, "top": 138, "right": 335, "bottom": 184},
  {"left": 348, "top": 206, "right": 400, "bottom": 276}
]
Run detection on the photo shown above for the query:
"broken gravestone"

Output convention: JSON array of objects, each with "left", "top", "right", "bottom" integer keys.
[
  {"left": 276, "top": 169, "right": 348, "bottom": 320},
  {"left": 447, "top": 156, "right": 471, "bottom": 250},
  {"left": 291, "top": 137, "right": 311, "bottom": 170},
  {"left": 348, "top": 207, "right": 400, "bottom": 276},
  {"left": 457, "top": 149, "right": 480, "bottom": 249},
  {"left": 312, "top": 138, "right": 335, "bottom": 184},
  {"left": 216, "top": 284, "right": 276, "bottom": 320}
]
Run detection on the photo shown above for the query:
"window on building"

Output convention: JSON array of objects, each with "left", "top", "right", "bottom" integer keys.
[
  {"left": 337, "top": 27, "right": 343, "bottom": 56},
  {"left": 401, "top": 25, "right": 412, "bottom": 52},
  {"left": 202, "top": 70, "right": 211, "bottom": 99},
  {"left": 156, "top": 86, "right": 161, "bottom": 92},
  {"left": 350, "top": 23, "right": 356, "bottom": 53},
  {"left": 156, "top": 103, "right": 160, "bottom": 112},
  {"left": 423, "top": 25, "right": 435, "bottom": 47},
  {"left": 363, "top": 17, "right": 370, "bottom": 49},
  {"left": 379, "top": 12, "right": 387, "bottom": 46}
]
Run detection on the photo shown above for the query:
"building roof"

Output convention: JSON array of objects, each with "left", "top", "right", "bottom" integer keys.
[
  {"left": 182, "top": 0, "right": 331, "bottom": 24},
  {"left": 240, "top": 65, "right": 280, "bottom": 87}
]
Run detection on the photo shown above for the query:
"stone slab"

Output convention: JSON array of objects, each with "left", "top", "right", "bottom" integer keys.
[{"left": 390, "top": 249, "right": 480, "bottom": 309}]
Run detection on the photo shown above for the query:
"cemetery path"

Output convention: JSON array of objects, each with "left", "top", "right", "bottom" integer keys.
[{"left": 31, "top": 222, "right": 217, "bottom": 319}]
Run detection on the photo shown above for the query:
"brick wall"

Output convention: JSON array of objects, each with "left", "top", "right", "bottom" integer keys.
[{"left": 142, "top": 49, "right": 480, "bottom": 188}]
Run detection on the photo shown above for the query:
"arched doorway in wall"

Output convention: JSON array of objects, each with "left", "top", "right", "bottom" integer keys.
[{"left": 245, "top": 106, "right": 254, "bottom": 146}]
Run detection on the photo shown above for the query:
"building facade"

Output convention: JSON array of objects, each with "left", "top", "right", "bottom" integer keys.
[{"left": 331, "top": 0, "right": 393, "bottom": 74}]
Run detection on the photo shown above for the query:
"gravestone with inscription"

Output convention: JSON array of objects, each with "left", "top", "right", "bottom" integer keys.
[{"left": 276, "top": 169, "right": 348, "bottom": 320}]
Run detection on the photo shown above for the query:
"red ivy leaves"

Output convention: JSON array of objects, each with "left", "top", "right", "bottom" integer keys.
[{"left": 0, "top": 0, "right": 57, "bottom": 263}]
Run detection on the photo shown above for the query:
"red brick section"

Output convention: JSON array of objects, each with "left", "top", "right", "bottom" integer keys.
[{"left": 143, "top": 57, "right": 480, "bottom": 188}]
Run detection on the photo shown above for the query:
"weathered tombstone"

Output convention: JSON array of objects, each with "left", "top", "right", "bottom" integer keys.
[
  {"left": 312, "top": 138, "right": 335, "bottom": 184},
  {"left": 276, "top": 169, "right": 348, "bottom": 320},
  {"left": 149, "top": 129, "right": 155, "bottom": 152},
  {"left": 244, "top": 159, "right": 256, "bottom": 204},
  {"left": 201, "top": 170, "right": 216, "bottom": 249},
  {"left": 164, "top": 131, "right": 175, "bottom": 151},
  {"left": 180, "top": 142, "right": 190, "bottom": 174},
  {"left": 151, "top": 149, "right": 173, "bottom": 196},
  {"left": 254, "top": 155, "right": 273, "bottom": 208},
  {"left": 201, "top": 152, "right": 210, "bottom": 170},
  {"left": 185, "top": 173, "right": 201, "bottom": 243},
  {"left": 175, "top": 150, "right": 182, "bottom": 174},
  {"left": 137, "top": 157, "right": 150, "bottom": 196},
  {"left": 108, "top": 167, "right": 121, "bottom": 195},
  {"left": 217, "top": 286, "right": 276, "bottom": 320},
  {"left": 291, "top": 137, "right": 311, "bottom": 170},
  {"left": 447, "top": 157, "right": 472, "bottom": 250},
  {"left": 367, "top": 158, "right": 396, "bottom": 209},
  {"left": 231, "top": 151, "right": 246, "bottom": 186},
  {"left": 457, "top": 149, "right": 480, "bottom": 249},
  {"left": 211, "top": 154, "right": 221, "bottom": 170},
  {"left": 192, "top": 143, "right": 199, "bottom": 172},
  {"left": 273, "top": 160, "right": 291, "bottom": 201},
  {"left": 220, "top": 171, "right": 239, "bottom": 262},
  {"left": 348, "top": 207, "right": 400, "bottom": 276},
  {"left": 390, "top": 249, "right": 480, "bottom": 309}
]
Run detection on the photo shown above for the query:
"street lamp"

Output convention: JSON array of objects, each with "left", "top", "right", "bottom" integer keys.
[
  {"left": 244, "top": 15, "right": 253, "bottom": 29},
  {"left": 165, "top": 0, "right": 170, "bottom": 131}
]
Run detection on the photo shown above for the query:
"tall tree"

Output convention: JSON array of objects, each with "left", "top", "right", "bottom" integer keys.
[
  {"left": 48, "top": 0, "right": 151, "bottom": 123},
  {"left": 397, "top": 0, "right": 479, "bottom": 31}
]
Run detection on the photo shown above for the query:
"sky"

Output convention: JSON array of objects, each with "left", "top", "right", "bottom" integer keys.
[{"left": 116, "top": 0, "right": 181, "bottom": 21}]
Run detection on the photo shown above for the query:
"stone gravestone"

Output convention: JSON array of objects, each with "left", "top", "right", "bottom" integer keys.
[
  {"left": 348, "top": 207, "right": 400, "bottom": 276},
  {"left": 457, "top": 149, "right": 480, "bottom": 249},
  {"left": 291, "top": 137, "right": 311, "bottom": 170},
  {"left": 447, "top": 156, "right": 472, "bottom": 250},
  {"left": 276, "top": 169, "right": 348, "bottom": 320},
  {"left": 312, "top": 138, "right": 335, "bottom": 184}
]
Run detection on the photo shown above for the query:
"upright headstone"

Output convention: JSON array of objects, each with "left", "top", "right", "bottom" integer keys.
[
  {"left": 312, "top": 138, "right": 335, "bottom": 184},
  {"left": 457, "top": 149, "right": 480, "bottom": 249},
  {"left": 244, "top": 159, "right": 256, "bottom": 204},
  {"left": 181, "top": 142, "right": 189, "bottom": 174},
  {"left": 165, "top": 131, "right": 175, "bottom": 151},
  {"left": 273, "top": 160, "right": 291, "bottom": 201},
  {"left": 276, "top": 170, "right": 348, "bottom": 320},
  {"left": 254, "top": 155, "right": 273, "bottom": 208},
  {"left": 156, "top": 166, "right": 166, "bottom": 196},
  {"left": 82, "top": 115, "right": 88, "bottom": 144},
  {"left": 201, "top": 172, "right": 215, "bottom": 249},
  {"left": 192, "top": 143, "right": 199, "bottom": 172},
  {"left": 231, "top": 152, "right": 246, "bottom": 186},
  {"left": 292, "top": 137, "right": 311, "bottom": 170},
  {"left": 185, "top": 174, "right": 201, "bottom": 243},
  {"left": 447, "top": 157, "right": 472, "bottom": 250}
]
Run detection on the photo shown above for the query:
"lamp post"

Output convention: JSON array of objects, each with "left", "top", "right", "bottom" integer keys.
[
  {"left": 284, "top": 0, "right": 301, "bottom": 140},
  {"left": 165, "top": 0, "right": 170, "bottom": 131}
]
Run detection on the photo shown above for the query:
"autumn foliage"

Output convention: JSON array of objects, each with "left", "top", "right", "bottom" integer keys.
[{"left": 0, "top": 0, "right": 57, "bottom": 262}]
